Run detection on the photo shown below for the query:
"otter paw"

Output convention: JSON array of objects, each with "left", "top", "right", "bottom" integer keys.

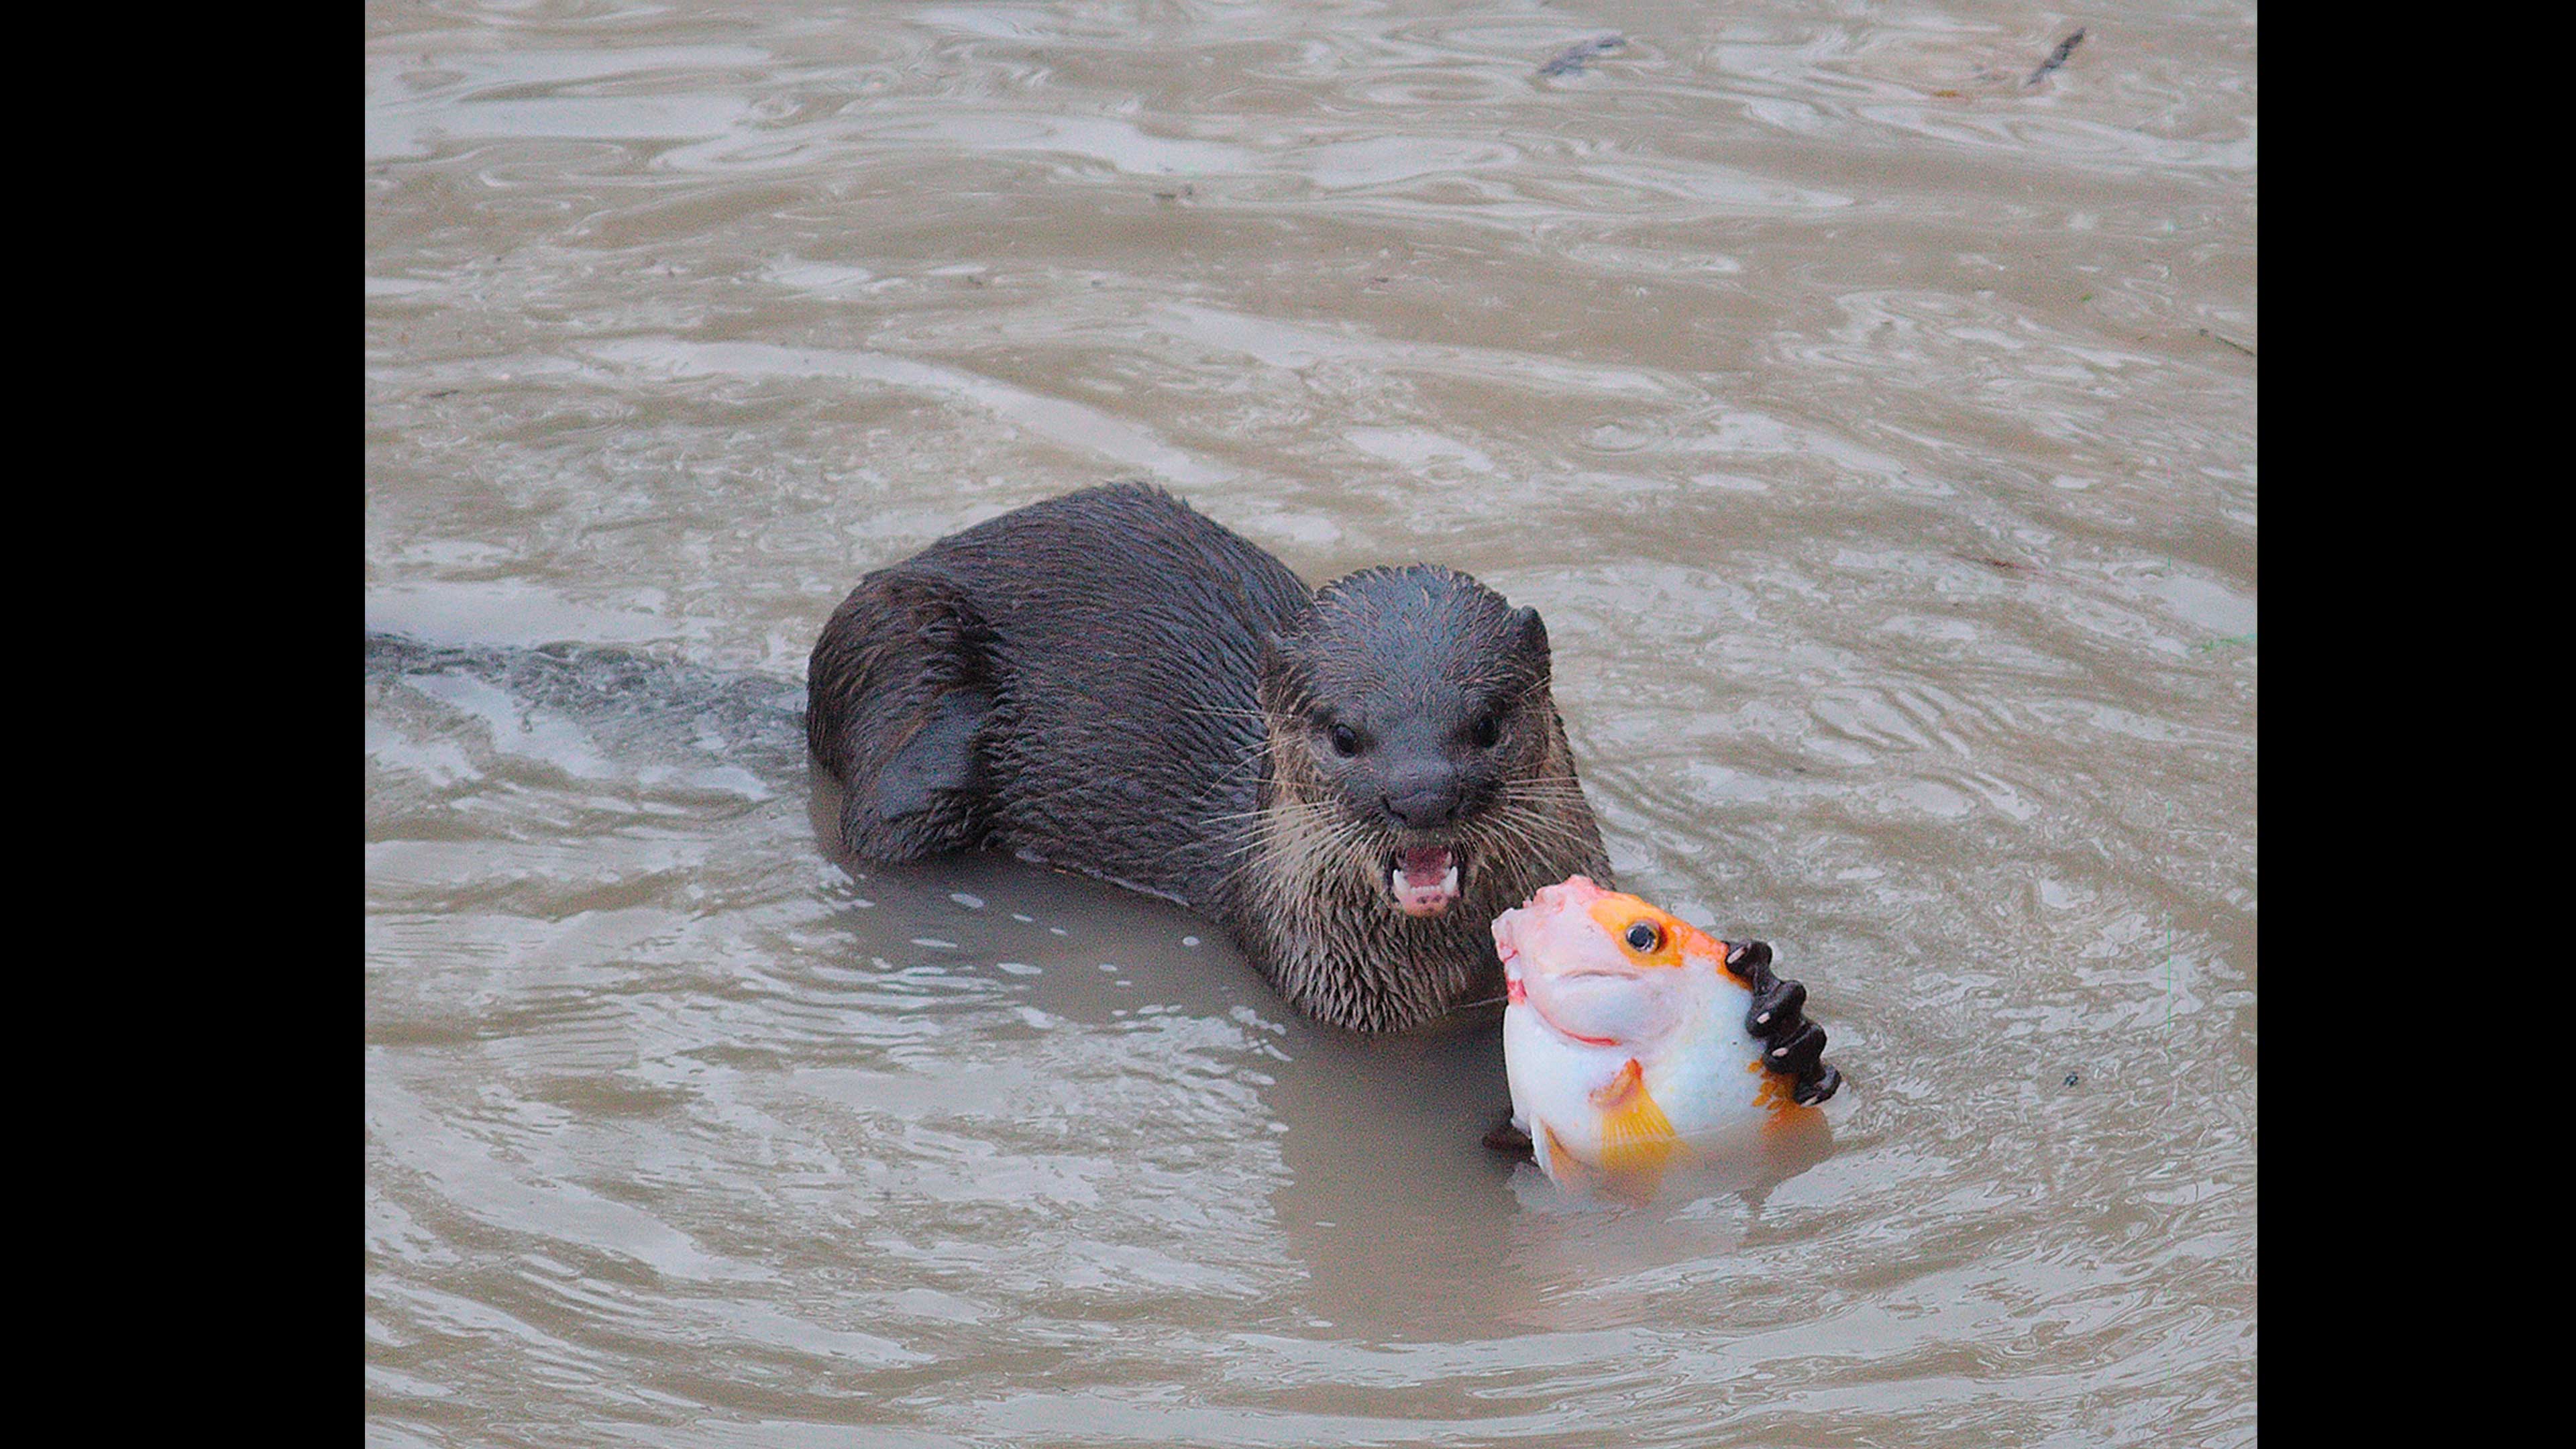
[
  {"left": 1761, "top": 1018, "right": 1828, "bottom": 1073},
  {"left": 1745, "top": 976, "right": 1807, "bottom": 1035},
  {"left": 1732, "top": 945, "right": 1841, "bottom": 1105}
]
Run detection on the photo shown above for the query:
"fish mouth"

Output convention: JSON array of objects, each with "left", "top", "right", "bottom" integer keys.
[
  {"left": 1387, "top": 844, "right": 1463, "bottom": 917},
  {"left": 1532, "top": 1004, "right": 1621, "bottom": 1049}
]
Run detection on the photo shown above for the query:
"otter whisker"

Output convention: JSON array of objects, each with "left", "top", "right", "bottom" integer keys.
[
  {"left": 1501, "top": 778, "right": 1593, "bottom": 796},
  {"left": 1191, "top": 741, "right": 1282, "bottom": 814},
  {"left": 1466, "top": 814, "right": 1607, "bottom": 889}
]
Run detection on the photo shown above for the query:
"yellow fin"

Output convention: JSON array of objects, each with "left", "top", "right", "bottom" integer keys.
[
  {"left": 1540, "top": 1120, "right": 1586, "bottom": 1188},
  {"left": 1594, "top": 1059, "right": 1676, "bottom": 1174}
]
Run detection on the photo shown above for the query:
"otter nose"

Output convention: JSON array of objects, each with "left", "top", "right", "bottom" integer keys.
[{"left": 1381, "top": 763, "right": 1462, "bottom": 830}]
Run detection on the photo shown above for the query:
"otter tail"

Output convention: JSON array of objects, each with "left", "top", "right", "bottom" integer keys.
[
  {"left": 804, "top": 569, "right": 998, "bottom": 861},
  {"left": 366, "top": 633, "right": 808, "bottom": 754}
]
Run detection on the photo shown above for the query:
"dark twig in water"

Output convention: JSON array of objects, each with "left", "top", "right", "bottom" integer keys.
[
  {"left": 1539, "top": 34, "right": 1625, "bottom": 78},
  {"left": 1957, "top": 552, "right": 2040, "bottom": 575},
  {"left": 2198, "top": 327, "right": 2256, "bottom": 358},
  {"left": 2025, "top": 28, "right": 2085, "bottom": 87}
]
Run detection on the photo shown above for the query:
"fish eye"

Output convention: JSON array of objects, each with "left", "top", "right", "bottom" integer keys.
[
  {"left": 1624, "top": 920, "right": 1662, "bottom": 953},
  {"left": 1329, "top": 722, "right": 1360, "bottom": 757}
]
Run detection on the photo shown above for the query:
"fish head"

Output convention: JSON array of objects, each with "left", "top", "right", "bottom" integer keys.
[{"left": 1493, "top": 876, "right": 1737, "bottom": 1053}]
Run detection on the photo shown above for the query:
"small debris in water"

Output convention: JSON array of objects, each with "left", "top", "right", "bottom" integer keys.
[
  {"left": 1964, "top": 553, "right": 2039, "bottom": 574},
  {"left": 2199, "top": 327, "right": 2257, "bottom": 358},
  {"left": 2064, "top": 1071, "right": 2080, "bottom": 1087},
  {"left": 1539, "top": 34, "right": 1625, "bottom": 78},
  {"left": 2026, "top": 28, "right": 2085, "bottom": 87}
]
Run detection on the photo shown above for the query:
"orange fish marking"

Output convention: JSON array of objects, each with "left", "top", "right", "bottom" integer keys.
[
  {"left": 1746, "top": 1056, "right": 1817, "bottom": 1128},
  {"left": 1585, "top": 894, "right": 1727, "bottom": 971}
]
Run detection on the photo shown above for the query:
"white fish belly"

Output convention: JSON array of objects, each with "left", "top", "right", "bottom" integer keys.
[
  {"left": 1644, "top": 1011, "right": 1772, "bottom": 1150},
  {"left": 1505, "top": 997, "right": 1776, "bottom": 1177},
  {"left": 1503, "top": 1004, "right": 1625, "bottom": 1165}
]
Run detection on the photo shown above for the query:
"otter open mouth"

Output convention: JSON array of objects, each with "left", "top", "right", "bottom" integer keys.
[{"left": 1389, "top": 845, "right": 1462, "bottom": 917}]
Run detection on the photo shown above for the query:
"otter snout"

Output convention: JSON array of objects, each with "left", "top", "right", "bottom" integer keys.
[
  {"left": 1379, "top": 760, "right": 1464, "bottom": 830},
  {"left": 1382, "top": 759, "right": 1468, "bottom": 918},
  {"left": 1382, "top": 784, "right": 1462, "bottom": 830}
]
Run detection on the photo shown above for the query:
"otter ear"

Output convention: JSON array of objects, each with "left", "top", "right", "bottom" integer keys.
[
  {"left": 1511, "top": 606, "right": 1552, "bottom": 671},
  {"left": 1259, "top": 630, "right": 1307, "bottom": 698}
]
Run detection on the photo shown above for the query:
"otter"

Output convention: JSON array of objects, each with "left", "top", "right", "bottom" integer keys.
[{"left": 808, "top": 484, "right": 1837, "bottom": 1102}]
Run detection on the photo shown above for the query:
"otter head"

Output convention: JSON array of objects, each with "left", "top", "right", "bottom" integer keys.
[{"left": 1258, "top": 564, "right": 1563, "bottom": 920}]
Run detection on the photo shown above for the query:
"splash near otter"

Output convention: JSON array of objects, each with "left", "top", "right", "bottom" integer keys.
[
  {"left": 806, "top": 483, "right": 1614, "bottom": 1034},
  {"left": 1496, "top": 876, "right": 1842, "bottom": 1195}
]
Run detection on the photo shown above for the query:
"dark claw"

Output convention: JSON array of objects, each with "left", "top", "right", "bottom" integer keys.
[
  {"left": 1735, "top": 949, "right": 1841, "bottom": 1104},
  {"left": 1763, "top": 1020, "right": 1829, "bottom": 1078},
  {"left": 1724, "top": 939, "right": 1776, "bottom": 989},
  {"left": 1483, "top": 1112, "right": 1534, "bottom": 1161},
  {"left": 1746, "top": 977, "right": 1808, "bottom": 1035}
]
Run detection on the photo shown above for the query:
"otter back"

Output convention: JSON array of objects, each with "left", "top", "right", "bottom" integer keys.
[{"left": 808, "top": 483, "right": 1310, "bottom": 907}]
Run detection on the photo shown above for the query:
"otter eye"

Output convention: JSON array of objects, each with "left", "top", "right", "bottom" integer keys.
[
  {"left": 1329, "top": 723, "right": 1360, "bottom": 757},
  {"left": 1470, "top": 713, "right": 1501, "bottom": 749},
  {"left": 1624, "top": 920, "right": 1662, "bottom": 953}
]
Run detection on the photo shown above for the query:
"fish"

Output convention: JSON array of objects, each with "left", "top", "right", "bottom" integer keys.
[{"left": 1495, "top": 876, "right": 1840, "bottom": 1195}]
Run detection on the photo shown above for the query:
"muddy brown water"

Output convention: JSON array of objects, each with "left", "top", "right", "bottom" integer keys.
[{"left": 366, "top": 3, "right": 2253, "bottom": 1444}]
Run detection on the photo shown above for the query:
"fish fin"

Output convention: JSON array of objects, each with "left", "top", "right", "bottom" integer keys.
[
  {"left": 1589, "top": 1057, "right": 1646, "bottom": 1110},
  {"left": 1539, "top": 1120, "right": 1587, "bottom": 1188},
  {"left": 1593, "top": 1060, "right": 1676, "bottom": 1175}
]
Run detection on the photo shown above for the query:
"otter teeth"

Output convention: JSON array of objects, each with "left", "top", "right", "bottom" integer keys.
[{"left": 1391, "top": 847, "right": 1462, "bottom": 918}]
